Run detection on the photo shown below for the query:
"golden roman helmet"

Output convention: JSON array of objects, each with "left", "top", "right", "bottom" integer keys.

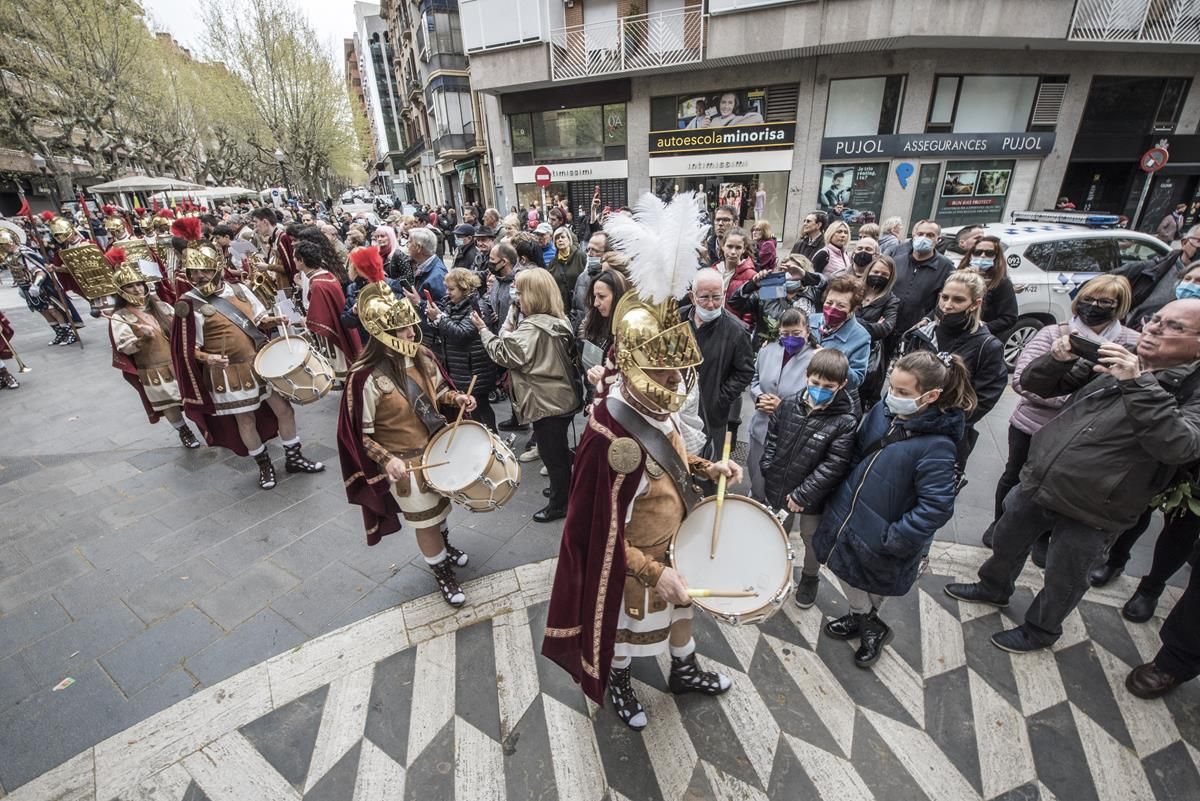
[
  {"left": 108, "top": 250, "right": 153, "bottom": 305},
  {"left": 0, "top": 228, "right": 14, "bottom": 247},
  {"left": 47, "top": 215, "right": 75, "bottom": 244},
  {"left": 604, "top": 190, "right": 709, "bottom": 415},
  {"left": 612, "top": 294, "right": 701, "bottom": 414},
  {"left": 102, "top": 206, "right": 126, "bottom": 238},
  {"left": 357, "top": 282, "right": 422, "bottom": 358},
  {"left": 151, "top": 210, "right": 173, "bottom": 234},
  {"left": 172, "top": 218, "right": 222, "bottom": 294}
]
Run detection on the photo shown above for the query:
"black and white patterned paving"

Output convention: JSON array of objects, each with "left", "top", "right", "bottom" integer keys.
[{"left": 5, "top": 544, "right": 1197, "bottom": 801}]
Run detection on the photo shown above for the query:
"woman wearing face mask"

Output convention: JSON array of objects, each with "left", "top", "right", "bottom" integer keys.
[
  {"left": 746, "top": 310, "right": 818, "bottom": 500},
  {"left": 750, "top": 220, "right": 777, "bottom": 272},
  {"left": 986, "top": 276, "right": 1139, "bottom": 565},
  {"left": 549, "top": 226, "right": 585, "bottom": 312},
  {"left": 812, "top": 351, "right": 977, "bottom": 667},
  {"left": 424, "top": 268, "right": 499, "bottom": 430},
  {"left": 812, "top": 220, "right": 851, "bottom": 275},
  {"left": 955, "top": 235, "right": 1017, "bottom": 336},
  {"left": 901, "top": 272, "right": 1008, "bottom": 483},
  {"left": 762, "top": 348, "right": 859, "bottom": 608},
  {"left": 856, "top": 255, "right": 901, "bottom": 409},
  {"left": 808, "top": 273, "right": 872, "bottom": 393}
]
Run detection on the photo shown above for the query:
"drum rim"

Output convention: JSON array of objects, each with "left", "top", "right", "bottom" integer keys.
[
  {"left": 422, "top": 419, "right": 498, "bottom": 493},
  {"left": 253, "top": 335, "right": 313, "bottom": 377},
  {"left": 669, "top": 493, "right": 793, "bottom": 622}
]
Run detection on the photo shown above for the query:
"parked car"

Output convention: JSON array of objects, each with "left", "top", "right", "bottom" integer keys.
[
  {"left": 340, "top": 190, "right": 355, "bottom": 203},
  {"left": 942, "top": 211, "right": 1170, "bottom": 368}
]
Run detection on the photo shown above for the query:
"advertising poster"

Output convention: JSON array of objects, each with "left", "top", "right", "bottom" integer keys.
[
  {"left": 934, "top": 159, "right": 1017, "bottom": 227},
  {"left": 818, "top": 163, "right": 887, "bottom": 232},
  {"left": 677, "top": 89, "right": 766, "bottom": 129}
]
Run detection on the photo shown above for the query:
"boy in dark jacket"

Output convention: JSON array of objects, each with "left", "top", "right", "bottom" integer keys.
[{"left": 761, "top": 349, "right": 859, "bottom": 608}]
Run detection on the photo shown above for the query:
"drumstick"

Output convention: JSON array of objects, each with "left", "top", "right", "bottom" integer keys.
[
  {"left": 407, "top": 460, "right": 449, "bottom": 472},
  {"left": 444, "top": 374, "right": 477, "bottom": 451},
  {"left": 688, "top": 588, "right": 756, "bottom": 598},
  {"left": 709, "top": 431, "right": 733, "bottom": 559}
]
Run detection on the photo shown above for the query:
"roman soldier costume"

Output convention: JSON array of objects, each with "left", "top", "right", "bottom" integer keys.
[
  {"left": 169, "top": 218, "right": 323, "bottom": 489},
  {"left": 541, "top": 191, "right": 732, "bottom": 731},
  {"left": 106, "top": 248, "right": 200, "bottom": 449},
  {"left": 336, "top": 246, "right": 472, "bottom": 607},
  {"left": 1, "top": 224, "right": 81, "bottom": 345},
  {"left": 0, "top": 311, "right": 20, "bottom": 389},
  {"left": 260, "top": 226, "right": 297, "bottom": 294},
  {"left": 301, "top": 263, "right": 361, "bottom": 381}
]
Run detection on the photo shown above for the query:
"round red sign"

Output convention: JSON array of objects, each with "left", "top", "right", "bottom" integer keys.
[
  {"left": 1140, "top": 147, "right": 1169, "bottom": 174},
  {"left": 534, "top": 166, "right": 552, "bottom": 187}
]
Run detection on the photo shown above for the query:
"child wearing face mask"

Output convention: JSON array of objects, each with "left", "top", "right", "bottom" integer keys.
[
  {"left": 811, "top": 351, "right": 977, "bottom": 668},
  {"left": 761, "top": 349, "right": 860, "bottom": 609}
]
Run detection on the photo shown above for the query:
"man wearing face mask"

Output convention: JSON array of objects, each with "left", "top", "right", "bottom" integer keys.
[
  {"left": 481, "top": 242, "right": 518, "bottom": 334},
  {"left": 451, "top": 223, "right": 478, "bottom": 271},
  {"left": 573, "top": 231, "right": 609, "bottom": 320},
  {"left": 1117, "top": 224, "right": 1200, "bottom": 326},
  {"left": 848, "top": 237, "right": 879, "bottom": 279},
  {"left": 886, "top": 220, "right": 954, "bottom": 364},
  {"left": 684, "top": 268, "right": 755, "bottom": 458}
]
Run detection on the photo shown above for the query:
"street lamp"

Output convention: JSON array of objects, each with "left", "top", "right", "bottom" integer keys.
[{"left": 273, "top": 148, "right": 290, "bottom": 196}]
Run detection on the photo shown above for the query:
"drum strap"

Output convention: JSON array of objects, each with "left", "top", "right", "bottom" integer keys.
[
  {"left": 193, "top": 292, "right": 268, "bottom": 349},
  {"left": 399, "top": 370, "right": 447, "bottom": 436},
  {"left": 607, "top": 398, "right": 700, "bottom": 511}
]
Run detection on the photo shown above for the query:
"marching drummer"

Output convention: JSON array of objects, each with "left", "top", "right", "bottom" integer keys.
[
  {"left": 336, "top": 246, "right": 477, "bottom": 608},
  {"left": 105, "top": 247, "right": 202, "bottom": 449},
  {"left": 169, "top": 218, "right": 325, "bottom": 490},
  {"left": 541, "top": 192, "right": 742, "bottom": 731},
  {"left": 292, "top": 239, "right": 361, "bottom": 384}
]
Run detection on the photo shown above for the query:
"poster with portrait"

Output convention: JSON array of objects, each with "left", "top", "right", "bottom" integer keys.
[
  {"left": 935, "top": 160, "right": 1016, "bottom": 226},
  {"left": 818, "top": 163, "right": 887, "bottom": 233},
  {"left": 677, "top": 88, "right": 766, "bottom": 129}
]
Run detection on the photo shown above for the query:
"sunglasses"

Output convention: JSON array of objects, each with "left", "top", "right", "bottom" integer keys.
[{"left": 971, "top": 248, "right": 996, "bottom": 256}]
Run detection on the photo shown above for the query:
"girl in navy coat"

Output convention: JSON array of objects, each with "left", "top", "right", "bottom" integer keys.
[{"left": 813, "top": 350, "right": 977, "bottom": 668}]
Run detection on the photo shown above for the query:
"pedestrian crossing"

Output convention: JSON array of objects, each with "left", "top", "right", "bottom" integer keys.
[{"left": 5, "top": 544, "right": 1197, "bottom": 801}]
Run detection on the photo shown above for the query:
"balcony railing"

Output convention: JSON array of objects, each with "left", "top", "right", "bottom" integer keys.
[
  {"left": 1069, "top": 0, "right": 1200, "bottom": 44},
  {"left": 550, "top": 7, "right": 704, "bottom": 82},
  {"left": 400, "top": 136, "right": 428, "bottom": 164}
]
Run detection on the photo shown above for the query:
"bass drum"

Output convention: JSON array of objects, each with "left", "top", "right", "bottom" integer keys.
[
  {"left": 669, "top": 495, "right": 793, "bottom": 626},
  {"left": 422, "top": 421, "right": 520, "bottom": 512},
  {"left": 253, "top": 336, "right": 333, "bottom": 405}
]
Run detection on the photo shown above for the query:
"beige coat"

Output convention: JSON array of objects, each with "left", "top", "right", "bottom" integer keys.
[{"left": 480, "top": 313, "right": 578, "bottom": 423}]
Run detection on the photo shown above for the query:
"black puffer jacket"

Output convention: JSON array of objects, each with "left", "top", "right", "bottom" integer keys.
[
  {"left": 728, "top": 272, "right": 825, "bottom": 346},
  {"left": 430, "top": 295, "right": 497, "bottom": 393},
  {"left": 761, "top": 388, "right": 859, "bottom": 512},
  {"left": 902, "top": 322, "right": 1008, "bottom": 424}
]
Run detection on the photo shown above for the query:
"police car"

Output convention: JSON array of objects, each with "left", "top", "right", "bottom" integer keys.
[{"left": 942, "top": 211, "right": 1169, "bottom": 368}]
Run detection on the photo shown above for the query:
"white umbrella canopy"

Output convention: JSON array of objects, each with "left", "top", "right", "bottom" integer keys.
[{"left": 88, "top": 175, "right": 207, "bottom": 193}]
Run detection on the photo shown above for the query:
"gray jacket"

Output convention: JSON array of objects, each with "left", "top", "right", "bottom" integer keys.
[
  {"left": 479, "top": 313, "right": 579, "bottom": 423},
  {"left": 1019, "top": 353, "right": 1200, "bottom": 530}
]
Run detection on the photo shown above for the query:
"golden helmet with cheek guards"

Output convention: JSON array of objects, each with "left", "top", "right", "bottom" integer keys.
[
  {"left": 357, "top": 282, "right": 422, "bottom": 358},
  {"left": 611, "top": 293, "right": 702, "bottom": 415},
  {"left": 182, "top": 241, "right": 224, "bottom": 295},
  {"left": 47, "top": 216, "right": 76, "bottom": 243}
]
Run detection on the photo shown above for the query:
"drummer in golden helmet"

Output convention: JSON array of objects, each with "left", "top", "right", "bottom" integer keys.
[
  {"left": 0, "top": 222, "right": 82, "bottom": 345},
  {"left": 541, "top": 191, "right": 743, "bottom": 731},
  {"left": 169, "top": 217, "right": 325, "bottom": 490},
  {"left": 105, "top": 247, "right": 201, "bottom": 449},
  {"left": 336, "top": 245, "right": 477, "bottom": 608},
  {"left": 102, "top": 205, "right": 132, "bottom": 244}
]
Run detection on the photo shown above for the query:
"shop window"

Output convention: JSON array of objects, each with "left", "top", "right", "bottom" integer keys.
[
  {"left": 824, "top": 76, "right": 905, "bottom": 137},
  {"left": 511, "top": 112, "right": 533, "bottom": 166},
  {"left": 1080, "top": 76, "right": 1191, "bottom": 136},
  {"left": 815, "top": 163, "right": 887, "bottom": 234},
  {"left": 926, "top": 76, "right": 1039, "bottom": 134},
  {"left": 509, "top": 103, "right": 625, "bottom": 164},
  {"left": 934, "top": 159, "right": 1016, "bottom": 227},
  {"left": 1053, "top": 239, "right": 1118, "bottom": 274}
]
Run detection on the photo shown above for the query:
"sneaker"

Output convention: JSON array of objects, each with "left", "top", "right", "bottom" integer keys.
[
  {"left": 793, "top": 574, "right": 820, "bottom": 609},
  {"left": 668, "top": 652, "right": 731, "bottom": 696},
  {"left": 518, "top": 445, "right": 540, "bottom": 463},
  {"left": 539, "top": 464, "right": 549, "bottom": 477}
]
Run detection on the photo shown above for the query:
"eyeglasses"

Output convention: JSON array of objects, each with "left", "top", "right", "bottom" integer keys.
[
  {"left": 971, "top": 248, "right": 996, "bottom": 256},
  {"left": 1079, "top": 297, "right": 1118, "bottom": 309},
  {"left": 1141, "top": 314, "right": 1200, "bottom": 335}
]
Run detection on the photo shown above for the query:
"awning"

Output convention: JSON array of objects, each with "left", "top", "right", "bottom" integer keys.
[{"left": 87, "top": 175, "right": 207, "bottom": 193}]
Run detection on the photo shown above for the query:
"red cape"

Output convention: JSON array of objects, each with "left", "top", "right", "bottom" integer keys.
[
  {"left": 337, "top": 366, "right": 403, "bottom": 545},
  {"left": 0, "top": 312, "right": 13, "bottom": 360},
  {"left": 307, "top": 272, "right": 361, "bottom": 360},
  {"left": 271, "top": 232, "right": 297, "bottom": 285},
  {"left": 170, "top": 295, "right": 279, "bottom": 455},
  {"left": 541, "top": 398, "right": 646, "bottom": 705},
  {"left": 108, "top": 320, "right": 161, "bottom": 424}
]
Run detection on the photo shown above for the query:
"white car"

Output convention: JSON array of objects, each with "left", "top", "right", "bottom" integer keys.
[
  {"left": 942, "top": 212, "right": 1169, "bottom": 367},
  {"left": 340, "top": 190, "right": 355, "bottom": 203}
]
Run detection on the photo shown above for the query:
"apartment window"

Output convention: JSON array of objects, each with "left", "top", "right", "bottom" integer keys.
[
  {"left": 1080, "top": 76, "right": 1191, "bottom": 135},
  {"left": 926, "top": 75, "right": 1039, "bottom": 133},
  {"left": 510, "top": 103, "right": 627, "bottom": 165},
  {"left": 420, "top": 11, "right": 463, "bottom": 57},
  {"left": 431, "top": 88, "right": 473, "bottom": 139},
  {"left": 824, "top": 76, "right": 905, "bottom": 137}
]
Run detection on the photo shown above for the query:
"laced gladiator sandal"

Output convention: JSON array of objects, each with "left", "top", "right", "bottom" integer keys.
[
  {"left": 668, "top": 652, "right": 731, "bottom": 696},
  {"left": 178, "top": 426, "right": 201, "bottom": 449},
  {"left": 441, "top": 526, "right": 468, "bottom": 567},
  {"left": 0, "top": 368, "right": 17, "bottom": 390},
  {"left": 283, "top": 442, "right": 325, "bottom": 474},
  {"left": 59, "top": 326, "right": 79, "bottom": 346},
  {"left": 255, "top": 451, "right": 277, "bottom": 490},
  {"left": 431, "top": 558, "right": 466, "bottom": 606},
  {"left": 608, "top": 666, "right": 648, "bottom": 730},
  {"left": 48, "top": 325, "right": 66, "bottom": 346}
]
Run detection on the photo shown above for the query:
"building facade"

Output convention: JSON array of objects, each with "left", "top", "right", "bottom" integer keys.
[
  {"left": 379, "top": 0, "right": 492, "bottom": 210},
  {"left": 354, "top": 2, "right": 416, "bottom": 201},
  {"left": 459, "top": 0, "right": 1200, "bottom": 240}
]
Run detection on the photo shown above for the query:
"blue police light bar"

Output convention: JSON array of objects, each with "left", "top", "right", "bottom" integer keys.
[{"left": 1010, "top": 211, "right": 1122, "bottom": 228}]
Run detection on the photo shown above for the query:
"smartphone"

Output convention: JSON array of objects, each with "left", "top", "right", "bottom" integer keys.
[
  {"left": 1068, "top": 333, "right": 1102, "bottom": 362},
  {"left": 423, "top": 289, "right": 435, "bottom": 306}
]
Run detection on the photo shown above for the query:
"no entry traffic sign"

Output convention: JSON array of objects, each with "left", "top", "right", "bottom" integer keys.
[
  {"left": 534, "top": 166, "right": 552, "bottom": 187},
  {"left": 1140, "top": 147, "right": 1169, "bottom": 173}
]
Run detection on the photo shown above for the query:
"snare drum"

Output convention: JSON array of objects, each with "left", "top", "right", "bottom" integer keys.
[
  {"left": 422, "top": 421, "right": 520, "bottom": 512},
  {"left": 669, "top": 495, "right": 794, "bottom": 626},
  {"left": 253, "top": 336, "right": 334, "bottom": 405}
]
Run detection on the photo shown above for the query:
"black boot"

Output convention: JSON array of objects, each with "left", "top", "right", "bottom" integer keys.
[
  {"left": 255, "top": 450, "right": 277, "bottom": 490},
  {"left": 1089, "top": 560, "right": 1124, "bottom": 587},
  {"left": 177, "top": 425, "right": 201, "bottom": 449},
  {"left": 608, "top": 665, "right": 647, "bottom": 731},
  {"left": 441, "top": 526, "right": 468, "bottom": 567},
  {"left": 668, "top": 651, "right": 731, "bottom": 696},
  {"left": 823, "top": 612, "right": 863, "bottom": 640},
  {"left": 854, "top": 611, "right": 893, "bottom": 668},
  {"left": 1122, "top": 583, "right": 1164, "bottom": 623},
  {"left": 283, "top": 442, "right": 325, "bottom": 474},
  {"left": 0, "top": 367, "right": 17, "bottom": 390},
  {"left": 431, "top": 558, "right": 466, "bottom": 606}
]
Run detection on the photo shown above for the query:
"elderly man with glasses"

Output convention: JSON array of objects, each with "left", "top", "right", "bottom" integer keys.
[
  {"left": 1117, "top": 224, "right": 1200, "bottom": 325},
  {"left": 946, "top": 297, "right": 1200, "bottom": 655}
]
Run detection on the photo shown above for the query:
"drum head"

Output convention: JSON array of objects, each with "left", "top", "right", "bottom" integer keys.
[
  {"left": 425, "top": 422, "right": 492, "bottom": 491},
  {"left": 672, "top": 496, "right": 791, "bottom": 619},
  {"left": 255, "top": 338, "right": 308, "bottom": 377}
]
